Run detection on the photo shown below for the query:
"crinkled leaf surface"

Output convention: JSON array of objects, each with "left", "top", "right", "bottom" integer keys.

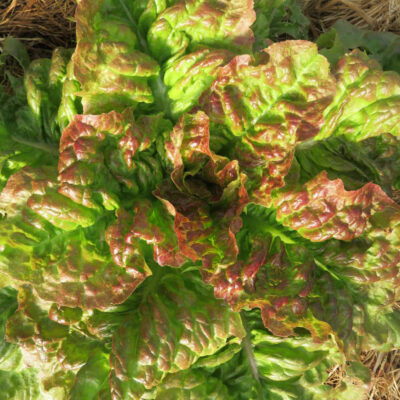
[
  {"left": 294, "top": 133, "right": 400, "bottom": 194},
  {"left": 252, "top": 0, "right": 309, "bottom": 50},
  {"left": 315, "top": 50, "right": 400, "bottom": 141},
  {"left": 212, "top": 311, "right": 369, "bottom": 400},
  {"left": 317, "top": 19, "right": 400, "bottom": 73},
  {"left": 0, "top": 166, "right": 151, "bottom": 309},
  {"left": 271, "top": 173, "right": 400, "bottom": 353},
  {"left": 2, "top": 0, "right": 400, "bottom": 398},
  {"left": 155, "top": 111, "right": 248, "bottom": 270},
  {"left": 110, "top": 271, "right": 245, "bottom": 399},
  {"left": 200, "top": 40, "right": 336, "bottom": 206}
]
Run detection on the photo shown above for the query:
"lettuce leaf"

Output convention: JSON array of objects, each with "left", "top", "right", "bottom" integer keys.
[
  {"left": 2, "top": 0, "right": 400, "bottom": 398},
  {"left": 200, "top": 40, "right": 336, "bottom": 206},
  {"left": 317, "top": 19, "right": 400, "bottom": 73}
]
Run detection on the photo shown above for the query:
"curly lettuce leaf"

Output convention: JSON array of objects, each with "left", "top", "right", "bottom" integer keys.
[
  {"left": 55, "top": 109, "right": 169, "bottom": 214},
  {"left": 317, "top": 19, "right": 400, "bottom": 73},
  {"left": 200, "top": 40, "right": 336, "bottom": 206},
  {"left": 204, "top": 170, "right": 400, "bottom": 352},
  {"left": 114, "top": 200, "right": 187, "bottom": 268},
  {"left": 0, "top": 167, "right": 151, "bottom": 309},
  {"left": 147, "top": 0, "right": 255, "bottom": 63},
  {"left": 1, "top": 44, "right": 69, "bottom": 147},
  {"left": 72, "top": 0, "right": 160, "bottom": 114},
  {"left": 0, "top": 81, "right": 57, "bottom": 192},
  {"left": 294, "top": 133, "right": 400, "bottom": 195},
  {"left": 155, "top": 111, "right": 248, "bottom": 270},
  {"left": 72, "top": 0, "right": 256, "bottom": 118},
  {"left": 0, "top": 368, "right": 41, "bottom": 400},
  {"left": 203, "top": 211, "right": 332, "bottom": 341},
  {"left": 4, "top": 285, "right": 110, "bottom": 397},
  {"left": 110, "top": 271, "right": 245, "bottom": 399},
  {"left": 213, "top": 311, "right": 369, "bottom": 400},
  {"left": 269, "top": 173, "right": 400, "bottom": 353},
  {"left": 164, "top": 47, "right": 234, "bottom": 117},
  {"left": 0, "top": 45, "right": 72, "bottom": 192},
  {"left": 57, "top": 59, "right": 83, "bottom": 131},
  {"left": 24, "top": 50, "right": 70, "bottom": 144},
  {"left": 252, "top": 0, "right": 309, "bottom": 50},
  {"left": 154, "top": 369, "right": 229, "bottom": 399},
  {"left": 315, "top": 50, "right": 400, "bottom": 141},
  {"left": 273, "top": 171, "right": 400, "bottom": 242}
]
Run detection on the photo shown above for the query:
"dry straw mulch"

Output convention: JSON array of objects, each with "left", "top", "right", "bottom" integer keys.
[
  {"left": 302, "top": 0, "right": 400, "bottom": 37},
  {"left": 0, "top": 0, "right": 76, "bottom": 57},
  {"left": 0, "top": 0, "right": 76, "bottom": 91}
]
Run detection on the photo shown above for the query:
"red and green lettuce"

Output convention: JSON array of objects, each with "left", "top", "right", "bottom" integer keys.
[{"left": 1, "top": 0, "right": 400, "bottom": 398}]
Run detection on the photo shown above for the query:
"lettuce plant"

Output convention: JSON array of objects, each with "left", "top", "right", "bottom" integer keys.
[{"left": 1, "top": 0, "right": 400, "bottom": 398}]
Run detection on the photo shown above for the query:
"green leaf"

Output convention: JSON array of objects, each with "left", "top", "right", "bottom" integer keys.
[
  {"left": 70, "top": 352, "right": 111, "bottom": 400},
  {"left": 315, "top": 50, "right": 400, "bottom": 141},
  {"left": 155, "top": 369, "right": 229, "bottom": 399},
  {"left": 1, "top": 37, "right": 30, "bottom": 71},
  {"left": 110, "top": 271, "right": 245, "bottom": 398},
  {"left": 200, "top": 40, "right": 336, "bottom": 206},
  {"left": 0, "top": 167, "right": 151, "bottom": 309},
  {"left": 72, "top": 0, "right": 160, "bottom": 114},
  {"left": 0, "top": 368, "right": 41, "bottom": 400},
  {"left": 252, "top": 0, "right": 309, "bottom": 50},
  {"left": 0, "top": 287, "right": 21, "bottom": 371},
  {"left": 213, "top": 311, "right": 364, "bottom": 400},
  {"left": 147, "top": 0, "right": 255, "bottom": 63},
  {"left": 317, "top": 19, "right": 400, "bottom": 73}
]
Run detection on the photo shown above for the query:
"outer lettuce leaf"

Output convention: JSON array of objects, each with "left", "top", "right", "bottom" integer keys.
[
  {"left": 0, "top": 45, "right": 72, "bottom": 193},
  {"left": 317, "top": 19, "right": 400, "bottom": 73},
  {"left": 214, "top": 311, "right": 370, "bottom": 400},
  {"left": 5, "top": 285, "right": 110, "bottom": 397},
  {"left": 0, "top": 286, "right": 43, "bottom": 399},
  {"left": 0, "top": 167, "right": 151, "bottom": 309},
  {"left": 110, "top": 271, "right": 245, "bottom": 399},
  {"left": 1, "top": 44, "right": 68, "bottom": 147},
  {"left": 147, "top": 0, "right": 255, "bottom": 62},
  {"left": 148, "top": 0, "right": 255, "bottom": 117},
  {"left": 0, "top": 287, "right": 21, "bottom": 371},
  {"left": 0, "top": 77, "right": 57, "bottom": 192},
  {"left": 72, "top": 0, "right": 256, "bottom": 118},
  {"left": 203, "top": 211, "right": 332, "bottom": 340},
  {"left": 154, "top": 369, "right": 229, "bottom": 399},
  {"left": 315, "top": 50, "right": 400, "bottom": 141},
  {"left": 72, "top": 0, "right": 160, "bottom": 114},
  {"left": 200, "top": 40, "right": 336, "bottom": 206},
  {"left": 155, "top": 111, "right": 248, "bottom": 270},
  {"left": 204, "top": 170, "right": 400, "bottom": 353},
  {"left": 270, "top": 173, "right": 400, "bottom": 353},
  {"left": 252, "top": 0, "right": 309, "bottom": 50},
  {"left": 24, "top": 50, "right": 71, "bottom": 144},
  {"left": 57, "top": 59, "right": 83, "bottom": 131},
  {"left": 0, "top": 368, "right": 41, "bottom": 400},
  {"left": 294, "top": 133, "right": 400, "bottom": 195},
  {"left": 309, "top": 270, "right": 400, "bottom": 357},
  {"left": 69, "top": 352, "right": 111, "bottom": 400},
  {"left": 273, "top": 171, "right": 399, "bottom": 242}
]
